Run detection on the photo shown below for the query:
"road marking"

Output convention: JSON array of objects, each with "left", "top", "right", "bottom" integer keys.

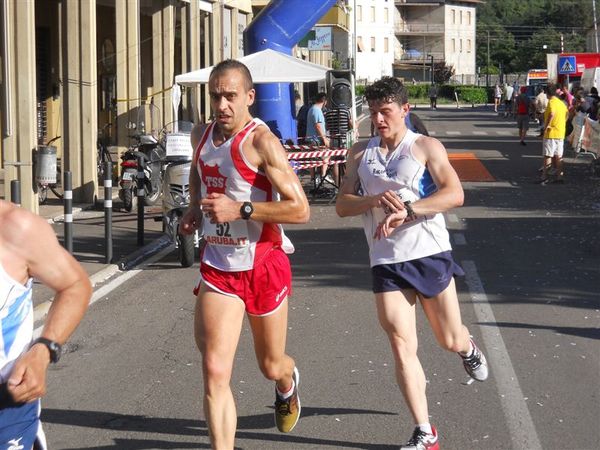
[
  {"left": 447, "top": 131, "right": 461, "bottom": 135},
  {"left": 472, "top": 131, "right": 488, "bottom": 135},
  {"left": 428, "top": 131, "right": 437, "bottom": 136},
  {"left": 33, "top": 244, "right": 174, "bottom": 337},
  {"left": 496, "top": 131, "right": 512, "bottom": 136},
  {"left": 462, "top": 260, "right": 542, "bottom": 450}
]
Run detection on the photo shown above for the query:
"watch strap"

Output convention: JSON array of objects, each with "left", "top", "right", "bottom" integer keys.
[
  {"left": 31, "top": 337, "right": 61, "bottom": 363},
  {"left": 403, "top": 201, "right": 416, "bottom": 219}
]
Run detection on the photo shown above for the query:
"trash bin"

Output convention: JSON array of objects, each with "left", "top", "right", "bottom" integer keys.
[{"left": 35, "top": 145, "right": 57, "bottom": 184}]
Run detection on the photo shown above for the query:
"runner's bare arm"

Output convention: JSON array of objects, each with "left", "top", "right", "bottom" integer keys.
[
  {"left": 181, "top": 123, "right": 207, "bottom": 234},
  {"left": 409, "top": 136, "right": 464, "bottom": 217},
  {"left": 335, "top": 141, "right": 399, "bottom": 217},
  {"left": 247, "top": 128, "right": 310, "bottom": 224},
  {"left": 3, "top": 208, "right": 91, "bottom": 402}
]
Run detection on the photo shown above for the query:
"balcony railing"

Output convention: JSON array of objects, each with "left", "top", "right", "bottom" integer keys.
[
  {"left": 394, "top": 22, "right": 444, "bottom": 34},
  {"left": 395, "top": 51, "right": 444, "bottom": 62}
]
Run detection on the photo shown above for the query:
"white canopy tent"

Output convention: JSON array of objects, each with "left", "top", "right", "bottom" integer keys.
[{"left": 174, "top": 48, "right": 329, "bottom": 85}]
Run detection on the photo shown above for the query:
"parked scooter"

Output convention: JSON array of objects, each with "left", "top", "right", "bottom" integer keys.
[
  {"left": 119, "top": 102, "right": 165, "bottom": 212},
  {"left": 159, "top": 120, "right": 201, "bottom": 267}
]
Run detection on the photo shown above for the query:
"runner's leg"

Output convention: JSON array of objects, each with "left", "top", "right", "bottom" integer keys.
[
  {"left": 248, "top": 298, "right": 295, "bottom": 392},
  {"left": 375, "top": 289, "right": 429, "bottom": 424},
  {"left": 419, "top": 279, "right": 471, "bottom": 354},
  {"left": 194, "top": 283, "right": 245, "bottom": 449}
]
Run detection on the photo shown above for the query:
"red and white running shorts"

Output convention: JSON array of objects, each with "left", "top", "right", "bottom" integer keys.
[{"left": 193, "top": 247, "right": 292, "bottom": 316}]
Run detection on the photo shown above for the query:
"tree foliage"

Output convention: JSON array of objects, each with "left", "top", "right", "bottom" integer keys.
[{"left": 476, "top": 0, "right": 595, "bottom": 73}]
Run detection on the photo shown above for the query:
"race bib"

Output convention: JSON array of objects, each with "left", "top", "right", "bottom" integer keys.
[{"left": 203, "top": 219, "right": 250, "bottom": 247}]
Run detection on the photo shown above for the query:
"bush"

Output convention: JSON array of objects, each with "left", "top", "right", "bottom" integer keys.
[
  {"left": 454, "top": 86, "right": 488, "bottom": 104},
  {"left": 355, "top": 84, "right": 366, "bottom": 97}
]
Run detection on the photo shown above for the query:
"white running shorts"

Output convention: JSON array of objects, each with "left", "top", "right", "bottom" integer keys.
[{"left": 543, "top": 138, "right": 564, "bottom": 158}]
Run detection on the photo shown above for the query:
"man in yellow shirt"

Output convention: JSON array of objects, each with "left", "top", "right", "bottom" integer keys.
[{"left": 541, "top": 84, "right": 569, "bottom": 184}]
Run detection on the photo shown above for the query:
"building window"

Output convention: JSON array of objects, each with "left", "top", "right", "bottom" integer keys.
[
  {"left": 460, "top": 39, "right": 463, "bottom": 52},
  {"left": 460, "top": 10, "right": 463, "bottom": 25},
  {"left": 468, "top": 11, "right": 472, "bottom": 25},
  {"left": 451, "top": 38, "right": 455, "bottom": 52},
  {"left": 467, "top": 39, "right": 472, "bottom": 53},
  {"left": 384, "top": 37, "right": 389, "bottom": 53},
  {"left": 357, "top": 5, "right": 362, "bottom": 22},
  {"left": 452, "top": 9, "right": 455, "bottom": 24},
  {"left": 357, "top": 36, "right": 364, "bottom": 52},
  {"left": 370, "top": 6, "right": 375, "bottom": 22},
  {"left": 384, "top": 7, "right": 389, "bottom": 23},
  {"left": 370, "top": 36, "right": 376, "bottom": 52}
]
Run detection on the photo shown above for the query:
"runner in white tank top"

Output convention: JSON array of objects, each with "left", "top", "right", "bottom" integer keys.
[
  {"left": 0, "top": 200, "right": 91, "bottom": 449},
  {"left": 358, "top": 130, "right": 452, "bottom": 267},
  {"left": 336, "top": 76, "right": 488, "bottom": 450}
]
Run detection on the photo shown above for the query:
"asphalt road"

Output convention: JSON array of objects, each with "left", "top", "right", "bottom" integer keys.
[{"left": 40, "top": 106, "right": 600, "bottom": 450}]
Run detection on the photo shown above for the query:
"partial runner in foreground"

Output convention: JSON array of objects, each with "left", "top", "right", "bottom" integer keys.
[
  {"left": 336, "top": 76, "right": 489, "bottom": 450},
  {"left": 0, "top": 200, "right": 92, "bottom": 449},
  {"left": 181, "top": 59, "right": 310, "bottom": 449}
]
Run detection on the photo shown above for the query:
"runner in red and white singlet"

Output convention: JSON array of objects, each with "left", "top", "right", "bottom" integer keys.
[{"left": 180, "top": 59, "right": 309, "bottom": 448}]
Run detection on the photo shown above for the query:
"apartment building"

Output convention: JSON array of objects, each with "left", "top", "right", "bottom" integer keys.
[
  {"left": 394, "top": 0, "right": 480, "bottom": 84},
  {"left": 354, "top": 0, "right": 396, "bottom": 82}
]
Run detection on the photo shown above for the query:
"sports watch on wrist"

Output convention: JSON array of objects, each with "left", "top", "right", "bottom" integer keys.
[
  {"left": 403, "top": 201, "right": 416, "bottom": 219},
  {"left": 240, "top": 201, "right": 254, "bottom": 220},
  {"left": 31, "top": 337, "right": 62, "bottom": 363}
]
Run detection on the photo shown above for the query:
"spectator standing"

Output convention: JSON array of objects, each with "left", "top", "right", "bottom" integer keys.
[
  {"left": 515, "top": 86, "right": 533, "bottom": 145},
  {"left": 535, "top": 86, "right": 548, "bottom": 135},
  {"left": 428, "top": 83, "right": 438, "bottom": 110},
  {"left": 494, "top": 83, "right": 502, "bottom": 112},
  {"left": 305, "top": 92, "right": 331, "bottom": 184},
  {"left": 503, "top": 83, "right": 514, "bottom": 118},
  {"left": 540, "top": 83, "right": 569, "bottom": 184},
  {"left": 586, "top": 86, "right": 600, "bottom": 120}
]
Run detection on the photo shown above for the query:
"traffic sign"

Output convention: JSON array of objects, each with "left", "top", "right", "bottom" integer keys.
[{"left": 558, "top": 56, "right": 576, "bottom": 74}]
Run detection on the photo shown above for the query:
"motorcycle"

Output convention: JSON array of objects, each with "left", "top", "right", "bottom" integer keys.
[
  {"left": 159, "top": 120, "right": 201, "bottom": 267},
  {"left": 119, "top": 102, "right": 165, "bottom": 212}
]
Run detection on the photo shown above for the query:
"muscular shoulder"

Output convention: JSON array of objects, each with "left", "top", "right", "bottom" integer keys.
[
  {"left": 0, "top": 204, "right": 50, "bottom": 251},
  {"left": 246, "top": 124, "right": 287, "bottom": 166},
  {"left": 412, "top": 135, "right": 447, "bottom": 163}
]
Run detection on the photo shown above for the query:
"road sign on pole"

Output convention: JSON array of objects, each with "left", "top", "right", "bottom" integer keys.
[{"left": 558, "top": 56, "right": 576, "bottom": 74}]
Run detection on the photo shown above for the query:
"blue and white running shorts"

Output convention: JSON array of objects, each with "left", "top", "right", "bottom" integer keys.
[
  {"left": 371, "top": 251, "right": 464, "bottom": 298},
  {"left": 0, "top": 388, "right": 47, "bottom": 450}
]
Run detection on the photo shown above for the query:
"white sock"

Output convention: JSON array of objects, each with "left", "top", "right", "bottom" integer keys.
[
  {"left": 417, "top": 423, "right": 433, "bottom": 435},
  {"left": 276, "top": 378, "right": 295, "bottom": 400},
  {"left": 460, "top": 340, "right": 474, "bottom": 358}
]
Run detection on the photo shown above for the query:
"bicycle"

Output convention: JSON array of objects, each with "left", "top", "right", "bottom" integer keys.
[
  {"left": 36, "top": 136, "right": 63, "bottom": 204},
  {"left": 97, "top": 122, "right": 113, "bottom": 182}
]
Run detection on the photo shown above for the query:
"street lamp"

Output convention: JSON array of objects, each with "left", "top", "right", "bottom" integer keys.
[{"left": 428, "top": 54, "right": 434, "bottom": 84}]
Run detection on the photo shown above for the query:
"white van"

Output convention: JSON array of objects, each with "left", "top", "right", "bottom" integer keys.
[{"left": 580, "top": 67, "right": 600, "bottom": 93}]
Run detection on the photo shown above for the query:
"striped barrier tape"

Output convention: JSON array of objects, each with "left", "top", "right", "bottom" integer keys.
[
  {"left": 286, "top": 149, "right": 348, "bottom": 159},
  {"left": 291, "top": 159, "right": 346, "bottom": 170}
]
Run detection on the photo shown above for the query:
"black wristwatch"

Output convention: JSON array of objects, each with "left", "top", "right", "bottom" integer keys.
[
  {"left": 31, "top": 337, "right": 62, "bottom": 363},
  {"left": 403, "top": 201, "right": 416, "bottom": 219},
  {"left": 240, "top": 201, "right": 254, "bottom": 220}
]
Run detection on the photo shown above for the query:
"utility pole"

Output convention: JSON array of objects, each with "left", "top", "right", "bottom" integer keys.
[
  {"left": 430, "top": 54, "right": 434, "bottom": 84},
  {"left": 593, "top": 0, "right": 599, "bottom": 52},
  {"left": 486, "top": 30, "right": 490, "bottom": 88}
]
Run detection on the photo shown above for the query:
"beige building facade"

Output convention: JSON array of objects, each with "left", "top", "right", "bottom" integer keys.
[{"left": 1, "top": 0, "right": 252, "bottom": 212}]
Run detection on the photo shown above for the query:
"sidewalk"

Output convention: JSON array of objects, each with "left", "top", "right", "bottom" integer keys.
[{"left": 1, "top": 168, "right": 171, "bottom": 310}]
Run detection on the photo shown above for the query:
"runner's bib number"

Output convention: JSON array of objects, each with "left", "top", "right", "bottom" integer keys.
[{"left": 203, "top": 219, "right": 250, "bottom": 247}]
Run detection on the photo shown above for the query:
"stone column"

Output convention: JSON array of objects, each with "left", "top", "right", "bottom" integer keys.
[
  {"left": 62, "top": 0, "right": 98, "bottom": 202},
  {"left": 115, "top": 0, "right": 140, "bottom": 158},
  {"left": 2, "top": 0, "right": 37, "bottom": 211},
  {"left": 152, "top": 0, "right": 175, "bottom": 128}
]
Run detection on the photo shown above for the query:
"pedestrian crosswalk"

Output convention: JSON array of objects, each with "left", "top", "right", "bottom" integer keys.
[{"left": 428, "top": 130, "right": 538, "bottom": 137}]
